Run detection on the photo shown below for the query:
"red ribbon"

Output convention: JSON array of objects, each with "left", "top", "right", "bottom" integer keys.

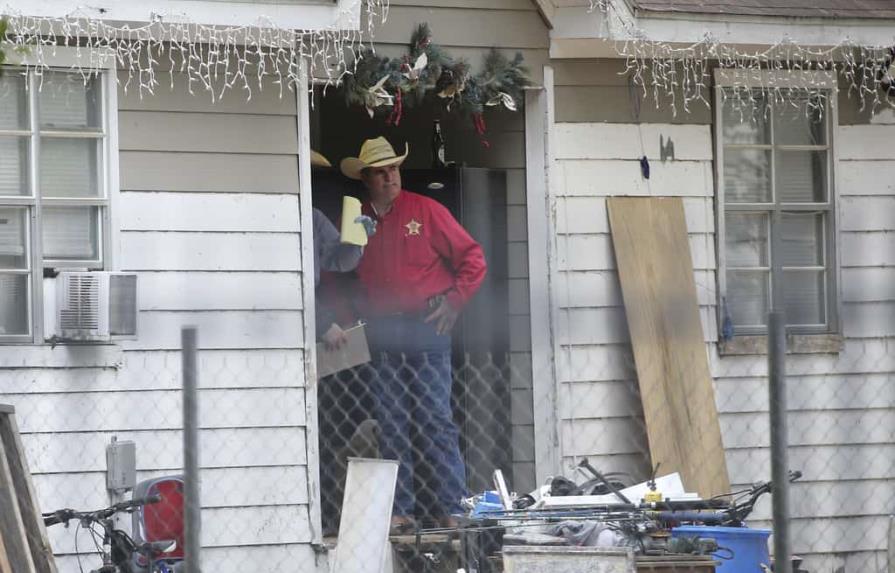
[
  {"left": 473, "top": 112, "right": 490, "bottom": 148},
  {"left": 387, "top": 89, "right": 403, "bottom": 127}
]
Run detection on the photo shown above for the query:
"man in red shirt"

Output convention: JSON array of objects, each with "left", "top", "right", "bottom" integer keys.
[{"left": 341, "top": 137, "right": 487, "bottom": 530}]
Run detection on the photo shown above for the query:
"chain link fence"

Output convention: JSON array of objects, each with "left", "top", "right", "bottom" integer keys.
[{"left": 3, "top": 328, "right": 894, "bottom": 572}]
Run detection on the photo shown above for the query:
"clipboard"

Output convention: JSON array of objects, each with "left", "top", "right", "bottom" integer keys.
[
  {"left": 317, "top": 323, "right": 371, "bottom": 379},
  {"left": 340, "top": 196, "right": 368, "bottom": 246}
]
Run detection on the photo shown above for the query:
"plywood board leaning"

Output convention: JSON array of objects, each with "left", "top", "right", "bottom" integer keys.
[
  {"left": 0, "top": 404, "right": 57, "bottom": 573},
  {"left": 0, "top": 530, "right": 12, "bottom": 573},
  {"left": 0, "top": 435, "right": 36, "bottom": 573},
  {"left": 607, "top": 197, "right": 730, "bottom": 498}
]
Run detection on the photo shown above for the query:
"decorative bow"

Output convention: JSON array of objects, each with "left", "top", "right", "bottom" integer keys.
[
  {"left": 486, "top": 91, "right": 517, "bottom": 112},
  {"left": 402, "top": 52, "right": 428, "bottom": 83},
  {"left": 364, "top": 74, "right": 394, "bottom": 118}
]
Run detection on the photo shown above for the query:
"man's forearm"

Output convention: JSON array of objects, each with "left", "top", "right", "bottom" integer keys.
[{"left": 333, "top": 244, "right": 364, "bottom": 273}]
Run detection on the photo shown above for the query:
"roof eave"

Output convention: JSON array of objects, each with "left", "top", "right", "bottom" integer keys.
[
  {"left": 550, "top": 3, "right": 895, "bottom": 59},
  {"left": 531, "top": 0, "right": 556, "bottom": 29}
]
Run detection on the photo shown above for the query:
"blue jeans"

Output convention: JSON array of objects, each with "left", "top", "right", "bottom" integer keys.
[{"left": 366, "top": 315, "right": 467, "bottom": 518}]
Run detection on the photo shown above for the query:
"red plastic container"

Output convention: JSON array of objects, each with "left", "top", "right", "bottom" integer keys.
[{"left": 132, "top": 476, "right": 185, "bottom": 566}]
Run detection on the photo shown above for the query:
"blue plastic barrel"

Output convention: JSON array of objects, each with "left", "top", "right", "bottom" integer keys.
[{"left": 671, "top": 525, "right": 771, "bottom": 572}]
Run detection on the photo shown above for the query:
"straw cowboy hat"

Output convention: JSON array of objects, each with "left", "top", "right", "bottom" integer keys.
[
  {"left": 340, "top": 137, "right": 409, "bottom": 180},
  {"left": 311, "top": 149, "right": 332, "bottom": 168}
]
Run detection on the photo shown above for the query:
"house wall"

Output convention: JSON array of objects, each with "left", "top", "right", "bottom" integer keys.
[
  {"left": 0, "top": 71, "right": 317, "bottom": 572},
  {"left": 550, "top": 58, "right": 895, "bottom": 572},
  {"left": 0, "top": 3, "right": 549, "bottom": 569}
]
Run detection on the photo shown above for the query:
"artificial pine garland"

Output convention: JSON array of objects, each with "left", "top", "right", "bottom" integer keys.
[
  {"left": 0, "top": 19, "right": 9, "bottom": 69},
  {"left": 343, "top": 23, "right": 531, "bottom": 141}
]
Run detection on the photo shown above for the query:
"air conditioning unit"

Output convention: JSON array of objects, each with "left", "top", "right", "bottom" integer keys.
[{"left": 48, "top": 272, "right": 138, "bottom": 342}]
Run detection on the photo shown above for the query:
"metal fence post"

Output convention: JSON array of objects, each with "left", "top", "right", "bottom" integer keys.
[
  {"left": 182, "top": 326, "right": 201, "bottom": 573},
  {"left": 768, "top": 311, "right": 791, "bottom": 573}
]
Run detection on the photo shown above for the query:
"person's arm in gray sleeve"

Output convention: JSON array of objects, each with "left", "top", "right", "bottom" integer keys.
[
  {"left": 316, "top": 301, "right": 337, "bottom": 340},
  {"left": 314, "top": 208, "right": 363, "bottom": 275}
]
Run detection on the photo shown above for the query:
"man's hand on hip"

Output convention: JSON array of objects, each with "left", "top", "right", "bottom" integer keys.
[{"left": 425, "top": 299, "right": 459, "bottom": 335}]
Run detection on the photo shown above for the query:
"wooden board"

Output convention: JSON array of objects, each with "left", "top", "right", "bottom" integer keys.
[
  {"left": 0, "top": 531, "right": 11, "bottom": 573},
  {"left": 0, "top": 404, "right": 57, "bottom": 573},
  {"left": 0, "top": 437, "right": 36, "bottom": 573},
  {"left": 607, "top": 197, "right": 730, "bottom": 497}
]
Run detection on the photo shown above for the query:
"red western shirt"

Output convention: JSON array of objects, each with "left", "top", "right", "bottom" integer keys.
[{"left": 358, "top": 190, "right": 487, "bottom": 316}]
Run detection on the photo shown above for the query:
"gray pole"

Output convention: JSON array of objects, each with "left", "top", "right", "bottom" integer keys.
[
  {"left": 182, "top": 326, "right": 201, "bottom": 573},
  {"left": 768, "top": 311, "right": 791, "bottom": 573}
]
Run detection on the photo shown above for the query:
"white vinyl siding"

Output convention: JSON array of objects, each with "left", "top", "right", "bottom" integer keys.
[
  {"left": 0, "top": 68, "right": 114, "bottom": 342},
  {"left": 715, "top": 72, "right": 838, "bottom": 335},
  {"left": 0, "top": 66, "right": 313, "bottom": 573},
  {"left": 551, "top": 60, "right": 895, "bottom": 572}
]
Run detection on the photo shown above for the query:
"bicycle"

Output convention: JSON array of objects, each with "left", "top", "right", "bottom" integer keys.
[{"left": 43, "top": 496, "right": 185, "bottom": 573}]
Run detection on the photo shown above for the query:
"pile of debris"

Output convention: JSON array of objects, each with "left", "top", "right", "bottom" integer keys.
[{"left": 445, "top": 465, "right": 804, "bottom": 572}]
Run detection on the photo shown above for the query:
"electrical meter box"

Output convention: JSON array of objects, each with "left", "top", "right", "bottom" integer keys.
[{"left": 106, "top": 437, "right": 136, "bottom": 492}]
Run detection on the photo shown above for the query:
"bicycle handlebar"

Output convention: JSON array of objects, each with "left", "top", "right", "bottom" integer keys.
[
  {"left": 111, "top": 494, "right": 162, "bottom": 513},
  {"left": 654, "top": 470, "right": 803, "bottom": 527},
  {"left": 43, "top": 494, "right": 163, "bottom": 527}
]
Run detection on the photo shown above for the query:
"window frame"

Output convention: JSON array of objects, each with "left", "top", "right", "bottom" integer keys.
[
  {"left": 0, "top": 48, "right": 120, "bottom": 344},
  {"left": 6, "top": 1, "right": 346, "bottom": 31},
  {"left": 713, "top": 69, "right": 842, "bottom": 337}
]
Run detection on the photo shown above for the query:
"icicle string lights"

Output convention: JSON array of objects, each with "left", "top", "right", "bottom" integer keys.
[
  {"left": 587, "top": 0, "right": 895, "bottom": 119},
  {"left": 1, "top": 1, "right": 390, "bottom": 100}
]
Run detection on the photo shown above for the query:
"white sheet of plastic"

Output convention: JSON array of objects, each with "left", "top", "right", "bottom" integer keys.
[
  {"left": 331, "top": 458, "right": 399, "bottom": 573},
  {"left": 535, "top": 473, "right": 696, "bottom": 508}
]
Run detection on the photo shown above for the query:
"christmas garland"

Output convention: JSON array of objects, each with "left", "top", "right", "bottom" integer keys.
[
  {"left": 0, "top": 18, "right": 8, "bottom": 67},
  {"left": 343, "top": 23, "right": 531, "bottom": 143},
  {"left": 1, "top": 1, "right": 390, "bottom": 100},
  {"left": 588, "top": 0, "right": 895, "bottom": 118}
]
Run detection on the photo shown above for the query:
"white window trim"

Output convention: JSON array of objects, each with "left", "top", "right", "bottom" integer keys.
[
  {"left": 714, "top": 69, "right": 838, "bottom": 90},
  {"left": 713, "top": 68, "right": 842, "bottom": 338},
  {"left": 6, "top": 1, "right": 356, "bottom": 32},
  {"left": 1, "top": 47, "right": 120, "bottom": 345}
]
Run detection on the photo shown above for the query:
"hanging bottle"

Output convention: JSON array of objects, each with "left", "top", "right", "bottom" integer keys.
[{"left": 432, "top": 119, "right": 446, "bottom": 168}]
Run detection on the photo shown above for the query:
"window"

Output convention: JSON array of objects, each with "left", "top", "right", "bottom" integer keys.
[
  {"left": 0, "top": 66, "right": 114, "bottom": 342},
  {"left": 715, "top": 70, "right": 838, "bottom": 335}
]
